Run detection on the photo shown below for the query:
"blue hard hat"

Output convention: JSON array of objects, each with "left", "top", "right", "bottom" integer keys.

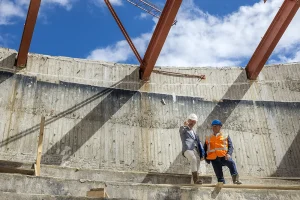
[{"left": 211, "top": 119, "right": 222, "bottom": 126}]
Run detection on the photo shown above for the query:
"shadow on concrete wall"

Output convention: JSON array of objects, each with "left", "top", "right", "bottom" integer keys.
[
  {"left": 0, "top": 69, "right": 144, "bottom": 164},
  {"left": 0, "top": 80, "right": 113, "bottom": 148},
  {"left": 41, "top": 69, "right": 143, "bottom": 165},
  {"left": 0, "top": 53, "right": 17, "bottom": 84},
  {"left": 274, "top": 101, "right": 300, "bottom": 177},
  {"left": 0, "top": 71, "right": 14, "bottom": 84},
  {"left": 254, "top": 101, "right": 300, "bottom": 177},
  {"left": 158, "top": 71, "right": 252, "bottom": 178},
  {"left": 2, "top": 52, "right": 300, "bottom": 179},
  {"left": 272, "top": 129, "right": 300, "bottom": 177},
  {"left": 0, "top": 53, "right": 17, "bottom": 69}
]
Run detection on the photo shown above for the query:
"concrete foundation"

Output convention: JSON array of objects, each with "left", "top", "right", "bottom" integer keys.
[
  {"left": 0, "top": 192, "right": 117, "bottom": 200},
  {"left": 39, "top": 164, "right": 300, "bottom": 186},
  {"left": 1, "top": 172, "right": 300, "bottom": 200},
  {"left": 0, "top": 47, "right": 300, "bottom": 179}
]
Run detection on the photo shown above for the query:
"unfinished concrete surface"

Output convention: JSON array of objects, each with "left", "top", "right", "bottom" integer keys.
[
  {"left": 1, "top": 172, "right": 300, "bottom": 200},
  {"left": 0, "top": 192, "right": 119, "bottom": 200},
  {"left": 38, "top": 164, "right": 300, "bottom": 186},
  {"left": 0, "top": 47, "right": 300, "bottom": 180}
]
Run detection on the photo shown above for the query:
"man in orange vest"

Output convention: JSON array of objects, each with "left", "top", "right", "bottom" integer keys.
[{"left": 204, "top": 119, "right": 242, "bottom": 184}]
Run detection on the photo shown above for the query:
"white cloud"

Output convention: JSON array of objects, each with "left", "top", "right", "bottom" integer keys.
[
  {"left": 137, "top": 13, "right": 149, "bottom": 20},
  {"left": 0, "top": 0, "right": 76, "bottom": 25},
  {"left": 0, "top": 0, "right": 25, "bottom": 25},
  {"left": 92, "top": 0, "right": 122, "bottom": 7},
  {"left": 87, "top": 40, "right": 132, "bottom": 62},
  {"left": 270, "top": 47, "right": 300, "bottom": 64},
  {"left": 87, "top": 0, "right": 300, "bottom": 67},
  {"left": 0, "top": 0, "right": 77, "bottom": 48},
  {"left": 15, "top": 0, "right": 76, "bottom": 8},
  {"left": 107, "top": 0, "right": 122, "bottom": 6},
  {"left": 42, "top": 0, "right": 76, "bottom": 10},
  {"left": 291, "top": 51, "right": 300, "bottom": 62},
  {"left": 87, "top": 32, "right": 151, "bottom": 62},
  {"left": 0, "top": 33, "right": 15, "bottom": 47}
]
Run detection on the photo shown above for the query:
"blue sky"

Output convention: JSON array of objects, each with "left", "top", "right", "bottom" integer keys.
[{"left": 0, "top": 0, "right": 299, "bottom": 67}]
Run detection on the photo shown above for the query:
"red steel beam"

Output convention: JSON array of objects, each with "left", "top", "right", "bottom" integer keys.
[
  {"left": 16, "top": 0, "right": 41, "bottom": 68},
  {"left": 104, "top": 0, "right": 143, "bottom": 64},
  {"left": 246, "top": 0, "right": 299, "bottom": 80},
  {"left": 140, "top": 0, "right": 182, "bottom": 81}
]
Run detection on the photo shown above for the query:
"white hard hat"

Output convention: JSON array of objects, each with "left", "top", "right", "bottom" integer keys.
[{"left": 188, "top": 113, "right": 198, "bottom": 121}]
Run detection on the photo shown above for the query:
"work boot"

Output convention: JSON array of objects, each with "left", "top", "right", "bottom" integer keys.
[
  {"left": 232, "top": 174, "right": 242, "bottom": 184},
  {"left": 192, "top": 172, "right": 202, "bottom": 184}
]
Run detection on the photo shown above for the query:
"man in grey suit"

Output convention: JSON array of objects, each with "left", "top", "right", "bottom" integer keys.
[{"left": 179, "top": 113, "right": 205, "bottom": 184}]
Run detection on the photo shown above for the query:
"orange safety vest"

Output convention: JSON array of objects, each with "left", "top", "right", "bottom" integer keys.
[{"left": 205, "top": 133, "right": 228, "bottom": 160}]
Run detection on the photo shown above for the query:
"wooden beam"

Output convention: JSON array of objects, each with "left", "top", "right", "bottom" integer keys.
[
  {"left": 0, "top": 160, "right": 34, "bottom": 175},
  {"left": 16, "top": 0, "right": 41, "bottom": 68},
  {"left": 35, "top": 116, "right": 45, "bottom": 176},
  {"left": 245, "top": 0, "right": 299, "bottom": 80},
  {"left": 87, "top": 188, "right": 109, "bottom": 198},
  {"left": 140, "top": 0, "right": 182, "bottom": 81},
  {"left": 177, "top": 183, "right": 300, "bottom": 190},
  {"left": 0, "top": 166, "right": 35, "bottom": 175}
]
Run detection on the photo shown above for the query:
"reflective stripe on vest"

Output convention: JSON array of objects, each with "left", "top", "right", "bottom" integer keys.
[{"left": 206, "top": 133, "right": 228, "bottom": 159}]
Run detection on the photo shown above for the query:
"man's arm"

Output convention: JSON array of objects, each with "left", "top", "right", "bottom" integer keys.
[
  {"left": 196, "top": 135, "right": 205, "bottom": 158},
  {"left": 203, "top": 141, "right": 210, "bottom": 164},
  {"left": 227, "top": 136, "right": 234, "bottom": 156},
  {"left": 179, "top": 126, "right": 187, "bottom": 135},
  {"left": 203, "top": 142, "right": 207, "bottom": 156}
]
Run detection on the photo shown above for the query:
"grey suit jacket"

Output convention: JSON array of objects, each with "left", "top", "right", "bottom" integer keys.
[{"left": 179, "top": 126, "right": 205, "bottom": 158}]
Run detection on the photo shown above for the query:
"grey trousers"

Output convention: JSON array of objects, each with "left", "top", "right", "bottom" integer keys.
[{"left": 184, "top": 149, "right": 200, "bottom": 172}]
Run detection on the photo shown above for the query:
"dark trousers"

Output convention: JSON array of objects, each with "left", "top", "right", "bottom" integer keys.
[{"left": 211, "top": 156, "right": 238, "bottom": 183}]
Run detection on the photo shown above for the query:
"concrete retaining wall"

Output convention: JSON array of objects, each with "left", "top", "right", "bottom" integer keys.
[{"left": 0, "top": 47, "right": 299, "bottom": 177}]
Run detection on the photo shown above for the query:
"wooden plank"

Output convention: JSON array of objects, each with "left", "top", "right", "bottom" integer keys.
[
  {"left": 0, "top": 160, "right": 25, "bottom": 168},
  {"left": 86, "top": 188, "right": 107, "bottom": 198},
  {"left": 86, "top": 191, "right": 105, "bottom": 198},
  {"left": 211, "top": 182, "right": 223, "bottom": 199},
  {"left": 35, "top": 116, "right": 45, "bottom": 176},
  {"left": 0, "top": 166, "right": 34, "bottom": 175},
  {"left": 0, "top": 160, "right": 35, "bottom": 175},
  {"left": 178, "top": 183, "right": 300, "bottom": 190}
]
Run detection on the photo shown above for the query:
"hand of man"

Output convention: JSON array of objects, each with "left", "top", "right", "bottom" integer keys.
[
  {"left": 184, "top": 121, "right": 189, "bottom": 126},
  {"left": 225, "top": 154, "right": 231, "bottom": 160}
]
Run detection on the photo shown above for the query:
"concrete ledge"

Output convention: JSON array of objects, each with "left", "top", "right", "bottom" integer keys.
[
  {"left": 2, "top": 160, "right": 300, "bottom": 186},
  {"left": 40, "top": 164, "right": 210, "bottom": 184},
  {"left": 0, "top": 192, "right": 130, "bottom": 200},
  {"left": 1, "top": 172, "right": 300, "bottom": 200},
  {"left": 39, "top": 164, "right": 300, "bottom": 185},
  {"left": 3, "top": 161, "right": 300, "bottom": 186}
]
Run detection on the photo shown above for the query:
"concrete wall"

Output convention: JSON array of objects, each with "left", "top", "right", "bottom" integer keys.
[{"left": 0, "top": 47, "right": 299, "bottom": 177}]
